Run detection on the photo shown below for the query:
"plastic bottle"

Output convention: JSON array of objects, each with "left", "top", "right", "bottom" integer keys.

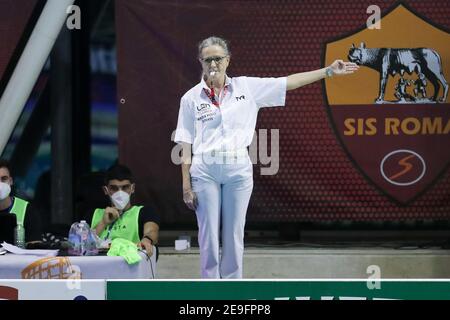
[
  {"left": 81, "top": 220, "right": 98, "bottom": 256},
  {"left": 68, "top": 222, "right": 82, "bottom": 255},
  {"left": 79, "top": 220, "right": 89, "bottom": 255},
  {"left": 87, "top": 229, "right": 101, "bottom": 255},
  {"left": 68, "top": 221, "right": 98, "bottom": 256},
  {"left": 14, "top": 224, "right": 25, "bottom": 248}
]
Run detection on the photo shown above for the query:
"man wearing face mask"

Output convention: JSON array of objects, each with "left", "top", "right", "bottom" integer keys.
[
  {"left": 0, "top": 159, "right": 41, "bottom": 242},
  {"left": 90, "top": 164, "right": 160, "bottom": 257}
]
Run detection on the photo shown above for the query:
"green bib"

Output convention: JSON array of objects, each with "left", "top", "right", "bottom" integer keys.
[
  {"left": 91, "top": 206, "right": 143, "bottom": 244},
  {"left": 10, "top": 197, "right": 28, "bottom": 226}
]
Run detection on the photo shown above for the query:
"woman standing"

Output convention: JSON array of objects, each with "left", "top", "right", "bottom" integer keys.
[{"left": 174, "top": 36, "right": 358, "bottom": 278}]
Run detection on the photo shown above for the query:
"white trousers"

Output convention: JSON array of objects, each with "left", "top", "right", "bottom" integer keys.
[{"left": 190, "top": 153, "right": 253, "bottom": 279}]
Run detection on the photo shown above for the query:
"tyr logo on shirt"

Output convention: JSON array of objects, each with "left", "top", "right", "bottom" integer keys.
[{"left": 236, "top": 95, "right": 245, "bottom": 101}]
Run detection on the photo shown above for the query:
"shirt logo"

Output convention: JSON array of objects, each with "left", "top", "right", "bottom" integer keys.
[
  {"left": 235, "top": 95, "right": 245, "bottom": 101},
  {"left": 196, "top": 103, "right": 216, "bottom": 123},
  {"left": 197, "top": 103, "right": 210, "bottom": 111}
]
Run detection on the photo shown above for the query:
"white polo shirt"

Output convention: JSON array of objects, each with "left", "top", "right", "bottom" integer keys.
[{"left": 174, "top": 75, "right": 287, "bottom": 155}]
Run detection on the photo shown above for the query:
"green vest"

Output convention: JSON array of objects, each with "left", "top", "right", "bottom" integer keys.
[
  {"left": 10, "top": 197, "right": 28, "bottom": 226},
  {"left": 91, "top": 206, "right": 143, "bottom": 244}
]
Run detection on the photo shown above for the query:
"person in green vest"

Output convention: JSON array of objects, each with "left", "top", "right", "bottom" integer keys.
[
  {"left": 91, "top": 164, "right": 160, "bottom": 257},
  {"left": 0, "top": 159, "right": 41, "bottom": 242}
]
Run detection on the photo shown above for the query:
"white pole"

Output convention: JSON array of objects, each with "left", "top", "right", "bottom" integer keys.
[{"left": 0, "top": 0, "right": 75, "bottom": 155}]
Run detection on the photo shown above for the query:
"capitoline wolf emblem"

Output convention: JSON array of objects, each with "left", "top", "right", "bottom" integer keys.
[
  {"left": 323, "top": 3, "right": 450, "bottom": 204},
  {"left": 348, "top": 42, "right": 448, "bottom": 104}
]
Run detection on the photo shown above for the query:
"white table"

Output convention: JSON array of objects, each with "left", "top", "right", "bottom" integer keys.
[{"left": 0, "top": 250, "right": 156, "bottom": 279}]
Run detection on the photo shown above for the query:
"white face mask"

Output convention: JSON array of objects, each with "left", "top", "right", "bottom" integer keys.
[
  {"left": 0, "top": 182, "right": 11, "bottom": 201},
  {"left": 111, "top": 190, "right": 130, "bottom": 211}
]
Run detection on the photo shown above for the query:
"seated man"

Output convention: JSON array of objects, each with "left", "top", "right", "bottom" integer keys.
[
  {"left": 91, "top": 164, "right": 160, "bottom": 257},
  {"left": 0, "top": 159, "right": 41, "bottom": 242}
]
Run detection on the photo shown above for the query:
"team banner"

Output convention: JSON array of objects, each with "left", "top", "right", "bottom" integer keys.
[
  {"left": 0, "top": 0, "right": 38, "bottom": 87},
  {"left": 3, "top": 280, "right": 450, "bottom": 300},
  {"left": 0, "top": 280, "right": 105, "bottom": 300},
  {"left": 116, "top": 0, "right": 450, "bottom": 223},
  {"left": 324, "top": 3, "right": 450, "bottom": 204},
  {"left": 107, "top": 280, "right": 450, "bottom": 300}
]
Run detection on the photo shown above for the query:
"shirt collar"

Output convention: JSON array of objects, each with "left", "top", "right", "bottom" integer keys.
[{"left": 200, "top": 74, "right": 232, "bottom": 92}]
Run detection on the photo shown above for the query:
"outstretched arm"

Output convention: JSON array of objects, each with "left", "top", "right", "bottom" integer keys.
[{"left": 286, "top": 60, "right": 359, "bottom": 91}]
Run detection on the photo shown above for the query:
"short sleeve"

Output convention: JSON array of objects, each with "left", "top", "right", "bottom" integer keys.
[
  {"left": 174, "top": 95, "right": 195, "bottom": 144},
  {"left": 138, "top": 206, "right": 160, "bottom": 240},
  {"left": 24, "top": 203, "right": 42, "bottom": 242},
  {"left": 245, "top": 76, "right": 287, "bottom": 108}
]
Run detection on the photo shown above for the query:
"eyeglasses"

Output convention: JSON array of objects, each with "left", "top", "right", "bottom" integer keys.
[
  {"left": 201, "top": 56, "right": 228, "bottom": 64},
  {"left": 107, "top": 184, "right": 132, "bottom": 193}
]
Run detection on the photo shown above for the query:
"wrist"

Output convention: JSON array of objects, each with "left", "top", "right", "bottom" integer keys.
[
  {"left": 102, "top": 215, "right": 112, "bottom": 225},
  {"left": 325, "top": 67, "right": 334, "bottom": 78},
  {"left": 142, "top": 235, "right": 154, "bottom": 245},
  {"left": 96, "top": 221, "right": 107, "bottom": 233}
]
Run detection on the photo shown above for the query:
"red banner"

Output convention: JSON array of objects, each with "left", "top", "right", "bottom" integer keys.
[
  {"left": 0, "top": 0, "right": 38, "bottom": 85},
  {"left": 116, "top": 0, "right": 450, "bottom": 224}
]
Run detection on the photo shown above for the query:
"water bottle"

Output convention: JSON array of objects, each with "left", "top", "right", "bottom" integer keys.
[
  {"left": 79, "top": 220, "right": 89, "bottom": 255},
  {"left": 80, "top": 220, "right": 98, "bottom": 256},
  {"left": 14, "top": 224, "right": 25, "bottom": 248},
  {"left": 68, "top": 221, "right": 98, "bottom": 256},
  {"left": 68, "top": 222, "right": 82, "bottom": 255}
]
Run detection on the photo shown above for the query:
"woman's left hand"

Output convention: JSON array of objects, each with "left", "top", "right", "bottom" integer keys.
[{"left": 329, "top": 60, "right": 359, "bottom": 75}]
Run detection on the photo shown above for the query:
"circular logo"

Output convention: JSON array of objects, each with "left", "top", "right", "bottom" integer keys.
[{"left": 380, "top": 149, "right": 426, "bottom": 186}]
